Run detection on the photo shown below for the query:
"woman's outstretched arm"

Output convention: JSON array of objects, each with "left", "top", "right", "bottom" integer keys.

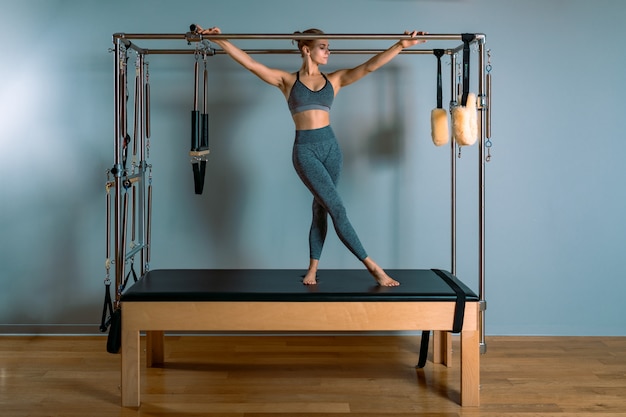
[
  {"left": 197, "top": 26, "right": 292, "bottom": 94},
  {"left": 330, "top": 30, "right": 426, "bottom": 90}
]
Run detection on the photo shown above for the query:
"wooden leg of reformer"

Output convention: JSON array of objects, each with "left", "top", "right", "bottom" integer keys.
[
  {"left": 146, "top": 330, "right": 165, "bottom": 367},
  {"left": 121, "top": 327, "right": 141, "bottom": 407},
  {"left": 460, "top": 328, "right": 480, "bottom": 406},
  {"left": 433, "top": 331, "right": 453, "bottom": 366}
]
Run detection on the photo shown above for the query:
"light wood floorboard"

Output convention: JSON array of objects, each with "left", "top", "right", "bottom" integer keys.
[{"left": 1, "top": 335, "right": 625, "bottom": 416}]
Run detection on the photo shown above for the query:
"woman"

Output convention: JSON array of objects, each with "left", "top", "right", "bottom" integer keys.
[{"left": 197, "top": 25, "right": 425, "bottom": 286}]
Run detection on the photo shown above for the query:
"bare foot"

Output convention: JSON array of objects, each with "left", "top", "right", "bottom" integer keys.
[
  {"left": 371, "top": 268, "right": 400, "bottom": 286},
  {"left": 302, "top": 270, "right": 317, "bottom": 285},
  {"left": 302, "top": 259, "right": 319, "bottom": 285},
  {"left": 363, "top": 257, "right": 400, "bottom": 286}
]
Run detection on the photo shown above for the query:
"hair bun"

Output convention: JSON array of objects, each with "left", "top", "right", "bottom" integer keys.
[
  {"left": 292, "top": 29, "right": 324, "bottom": 53},
  {"left": 292, "top": 31, "right": 302, "bottom": 46}
]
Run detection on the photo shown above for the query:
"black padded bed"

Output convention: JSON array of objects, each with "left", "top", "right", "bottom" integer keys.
[
  {"left": 122, "top": 268, "right": 478, "bottom": 303},
  {"left": 119, "top": 268, "right": 481, "bottom": 407}
]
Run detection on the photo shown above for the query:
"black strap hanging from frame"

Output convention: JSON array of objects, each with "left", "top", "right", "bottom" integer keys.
[
  {"left": 193, "top": 162, "right": 207, "bottom": 194},
  {"left": 201, "top": 54, "right": 209, "bottom": 151},
  {"left": 99, "top": 279, "right": 122, "bottom": 354},
  {"left": 100, "top": 260, "right": 135, "bottom": 354},
  {"left": 99, "top": 282, "right": 114, "bottom": 332},
  {"left": 106, "top": 308, "right": 122, "bottom": 354},
  {"left": 434, "top": 49, "right": 445, "bottom": 109},
  {"left": 191, "top": 53, "right": 210, "bottom": 195},
  {"left": 191, "top": 57, "right": 200, "bottom": 152},
  {"left": 122, "top": 260, "right": 138, "bottom": 292},
  {"left": 99, "top": 281, "right": 121, "bottom": 354},
  {"left": 460, "top": 34, "right": 475, "bottom": 106}
]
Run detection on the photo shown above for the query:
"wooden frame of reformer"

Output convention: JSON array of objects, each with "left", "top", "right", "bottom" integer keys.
[{"left": 109, "top": 31, "right": 489, "bottom": 408}]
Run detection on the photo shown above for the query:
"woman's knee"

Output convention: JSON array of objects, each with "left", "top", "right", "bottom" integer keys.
[{"left": 327, "top": 201, "right": 348, "bottom": 222}]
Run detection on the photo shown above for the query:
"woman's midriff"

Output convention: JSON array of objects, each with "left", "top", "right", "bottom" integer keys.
[{"left": 292, "top": 109, "right": 331, "bottom": 131}]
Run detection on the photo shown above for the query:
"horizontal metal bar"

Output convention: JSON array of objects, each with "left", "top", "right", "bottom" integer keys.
[
  {"left": 135, "top": 49, "right": 210, "bottom": 55},
  {"left": 190, "top": 33, "right": 460, "bottom": 41},
  {"left": 219, "top": 49, "right": 442, "bottom": 55},
  {"left": 114, "top": 32, "right": 189, "bottom": 41},
  {"left": 114, "top": 32, "right": 485, "bottom": 42},
  {"left": 137, "top": 48, "right": 448, "bottom": 56}
]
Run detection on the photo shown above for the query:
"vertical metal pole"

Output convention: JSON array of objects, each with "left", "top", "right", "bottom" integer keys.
[
  {"left": 449, "top": 52, "right": 457, "bottom": 276},
  {"left": 105, "top": 184, "right": 111, "bottom": 279},
  {"left": 138, "top": 54, "right": 145, "bottom": 164},
  {"left": 477, "top": 38, "right": 487, "bottom": 354},
  {"left": 113, "top": 38, "right": 123, "bottom": 307},
  {"left": 147, "top": 179, "right": 152, "bottom": 270},
  {"left": 137, "top": 54, "right": 147, "bottom": 276}
]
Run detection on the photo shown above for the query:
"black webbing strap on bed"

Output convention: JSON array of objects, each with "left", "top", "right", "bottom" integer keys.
[
  {"left": 432, "top": 268, "right": 467, "bottom": 333},
  {"left": 416, "top": 269, "right": 468, "bottom": 368}
]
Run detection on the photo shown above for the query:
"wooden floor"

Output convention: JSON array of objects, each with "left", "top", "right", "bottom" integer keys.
[{"left": 1, "top": 335, "right": 625, "bottom": 416}]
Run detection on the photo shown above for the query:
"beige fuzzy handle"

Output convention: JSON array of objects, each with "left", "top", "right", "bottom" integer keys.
[
  {"left": 452, "top": 92, "right": 477, "bottom": 146},
  {"left": 431, "top": 108, "right": 449, "bottom": 146}
]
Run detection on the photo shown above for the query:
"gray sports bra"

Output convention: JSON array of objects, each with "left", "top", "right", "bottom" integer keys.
[{"left": 287, "top": 72, "right": 334, "bottom": 115}]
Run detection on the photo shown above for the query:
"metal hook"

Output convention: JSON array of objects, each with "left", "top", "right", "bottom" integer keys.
[{"left": 148, "top": 164, "right": 153, "bottom": 185}]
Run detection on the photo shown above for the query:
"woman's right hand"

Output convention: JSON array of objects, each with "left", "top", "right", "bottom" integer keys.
[{"left": 194, "top": 25, "right": 222, "bottom": 37}]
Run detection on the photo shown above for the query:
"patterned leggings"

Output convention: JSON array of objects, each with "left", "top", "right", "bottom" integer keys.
[{"left": 292, "top": 125, "right": 368, "bottom": 261}]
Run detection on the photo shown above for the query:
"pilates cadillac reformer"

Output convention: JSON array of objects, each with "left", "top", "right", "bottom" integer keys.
[{"left": 102, "top": 28, "right": 492, "bottom": 408}]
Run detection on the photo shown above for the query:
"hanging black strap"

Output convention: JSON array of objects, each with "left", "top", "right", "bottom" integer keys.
[
  {"left": 191, "top": 57, "right": 200, "bottom": 151},
  {"left": 416, "top": 269, "right": 468, "bottom": 369},
  {"left": 121, "top": 261, "right": 138, "bottom": 292},
  {"left": 201, "top": 114, "right": 209, "bottom": 149},
  {"left": 107, "top": 308, "right": 122, "bottom": 354},
  {"left": 416, "top": 330, "right": 430, "bottom": 369},
  {"left": 99, "top": 282, "right": 114, "bottom": 332},
  {"left": 201, "top": 55, "right": 210, "bottom": 150},
  {"left": 432, "top": 269, "right": 467, "bottom": 333},
  {"left": 100, "top": 279, "right": 122, "bottom": 353},
  {"left": 460, "top": 34, "right": 475, "bottom": 106},
  {"left": 192, "top": 161, "right": 207, "bottom": 194},
  {"left": 434, "top": 49, "right": 444, "bottom": 109}
]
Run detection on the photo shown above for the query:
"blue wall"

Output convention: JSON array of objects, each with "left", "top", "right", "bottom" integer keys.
[{"left": 0, "top": 0, "right": 624, "bottom": 335}]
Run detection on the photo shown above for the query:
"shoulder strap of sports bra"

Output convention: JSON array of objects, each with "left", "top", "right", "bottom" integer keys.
[{"left": 295, "top": 72, "right": 328, "bottom": 81}]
